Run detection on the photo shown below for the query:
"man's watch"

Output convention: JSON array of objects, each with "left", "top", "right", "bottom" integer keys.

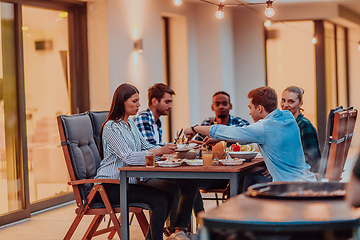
[{"left": 191, "top": 124, "right": 199, "bottom": 134}]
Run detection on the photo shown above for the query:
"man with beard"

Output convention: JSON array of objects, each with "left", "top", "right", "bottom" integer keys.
[
  {"left": 134, "top": 83, "right": 198, "bottom": 240},
  {"left": 193, "top": 91, "right": 249, "bottom": 218},
  {"left": 195, "top": 91, "right": 249, "bottom": 146},
  {"left": 134, "top": 83, "right": 174, "bottom": 146}
]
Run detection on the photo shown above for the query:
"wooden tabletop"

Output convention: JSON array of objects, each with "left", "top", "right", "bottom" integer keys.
[
  {"left": 119, "top": 158, "right": 264, "bottom": 173},
  {"left": 199, "top": 194, "right": 360, "bottom": 232}
]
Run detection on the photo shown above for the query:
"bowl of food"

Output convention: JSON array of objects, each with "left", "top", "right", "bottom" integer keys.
[
  {"left": 177, "top": 151, "right": 198, "bottom": 159},
  {"left": 228, "top": 151, "right": 257, "bottom": 160},
  {"left": 175, "top": 143, "right": 197, "bottom": 152}
]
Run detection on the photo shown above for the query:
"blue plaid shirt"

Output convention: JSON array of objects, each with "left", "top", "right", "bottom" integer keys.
[
  {"left": 134, "top": 108, "right": 164, "bottom": 146},
  {"left": 195, "top": 115, "right": 249, "bottom": 145}
]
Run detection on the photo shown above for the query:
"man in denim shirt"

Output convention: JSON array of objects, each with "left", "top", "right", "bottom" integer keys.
[{"left": 185, "top": 86, "right": 316, "bottom": 191}]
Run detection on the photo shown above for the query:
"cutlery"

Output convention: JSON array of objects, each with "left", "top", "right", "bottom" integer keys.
[{"left": 174, "top": 128, "right": 183, "bottom": 144}]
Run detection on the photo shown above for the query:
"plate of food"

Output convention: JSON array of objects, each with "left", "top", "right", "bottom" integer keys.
[
  {"left": 228, "top": 151, "right": 258, "bottom": 160},
  {"left": 219, "top": 158, "right": 245, "bottom": 165},
  {"left": 157, "top": 161, "right": 181, "bottom": 167},
  {"left": 175, "top": 143, "right": 197, "bottom": 152},
  {"left": 184, "top": 159, "right": 203, "bottom": 166}
]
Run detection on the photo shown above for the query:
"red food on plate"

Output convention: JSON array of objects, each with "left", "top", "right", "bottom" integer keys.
[{"left": 231, "top": 144, "right": 241, "bottom": 152}]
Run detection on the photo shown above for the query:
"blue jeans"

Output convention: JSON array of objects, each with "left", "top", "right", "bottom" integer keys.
[{"left": 243, "top": 169, "right": 272, "bottom": 192}]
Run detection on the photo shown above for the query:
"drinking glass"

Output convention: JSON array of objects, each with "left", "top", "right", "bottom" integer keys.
[
  {"left": 145, "top": 151, "right": 155, "bottom": 167},
  {"left": 213, "top": 151, "right": 219, "bottom": 161},
  {"left": 202, "top": 151, "right": 213, "bottom": 167}
]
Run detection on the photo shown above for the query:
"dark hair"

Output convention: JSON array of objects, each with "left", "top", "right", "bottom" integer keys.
[
  {"left": 213, "top": 91, "right": 231, "bottom": 103},
  {"left": 247, "top": 86, "right": 277, "bottom": 113},
  {"left": 148, "top": 83, "right": 175, "bottom": 107},
  {"left": 284, "top": 86, "right": 305, "bottom": 102},
  {"left": 99, "top": 83, "right": 139, "bottom": 158}
]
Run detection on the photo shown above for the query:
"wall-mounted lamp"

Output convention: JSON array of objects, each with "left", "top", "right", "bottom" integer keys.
[
  {"left": 134, "top": 39, "right": 143, "bottom": 53},
  {"left": 312, "top": 35, "right": 317, "bottom": 44}
]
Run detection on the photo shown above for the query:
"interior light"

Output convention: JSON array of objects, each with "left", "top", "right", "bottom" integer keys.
[
  {"left": 22, "top": 26, "right": 29, "bottom": 31},
  {"left": 219, "top": 0, "right": 225, "bottom": 3},
  {"left": 58, "top": 12, "right": 68, "bottom": 18},
  {"left": 133, "top": 29, "right": 138, "bottom": 39},
  {"left": 174, "top": 0, "right": 182, "bottom": 6},
  {"left": 358, "top": 41, "right": 360, "bottom": 51},
  {"left": 215, "top": 5, "right": 224, "bottom": 19},
  {"left": 264, "top": 20, "right": 271, "bottom": 27},
  {"left": 264, "top": 1, "right": 275, "bottom": 18},
  {"left": 312, "top": 36, "right": 317, "bottom": 44},
  {"left": 134, "top": 39, "right": 143, "bottom": 53}
]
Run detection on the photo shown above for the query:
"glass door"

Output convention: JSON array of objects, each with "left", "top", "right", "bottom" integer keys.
[
  {"left": 22, "top": 6, "right": 72, "bottom": 203},
  {"left": 0, "top": 2, "right": 24, "bottom": 216}
]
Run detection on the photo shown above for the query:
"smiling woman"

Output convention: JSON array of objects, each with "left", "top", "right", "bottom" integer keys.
[{"left": 281, "top": 86, "right": 321, "bottom": 173}]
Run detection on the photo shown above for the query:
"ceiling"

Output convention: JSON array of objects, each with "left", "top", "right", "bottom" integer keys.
[{"left": 187, "top": 0, "right": 360, "bottom": 15}]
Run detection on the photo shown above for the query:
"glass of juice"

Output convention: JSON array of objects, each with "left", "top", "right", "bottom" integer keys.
[
  {"left": 202, "top": 151, "right": 213, "bottom": 167},
  {"left": 145, "top": 151, "right": 155, "bottom": 167}
]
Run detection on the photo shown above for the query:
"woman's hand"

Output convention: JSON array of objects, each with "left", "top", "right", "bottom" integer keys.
[{"left": 158, "top": 143, "right": 177, "bottom": 155}]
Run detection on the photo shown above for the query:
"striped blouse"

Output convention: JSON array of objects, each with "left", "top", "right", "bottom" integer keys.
[{"left": 95, "top": 118, "right": 157, "bottom": 183}]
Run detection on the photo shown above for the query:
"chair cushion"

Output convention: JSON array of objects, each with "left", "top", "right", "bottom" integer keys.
[
  {"left": 61, "top": 113, "right": 101, "bottom": 199},
  {"left": 88, "top": 111, "right": 108, "bottom": 149}
]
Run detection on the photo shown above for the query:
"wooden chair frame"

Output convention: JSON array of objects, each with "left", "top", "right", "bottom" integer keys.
[
  {"left": 319, "top": 108, "right": 357, "bottom": 181},
  {"left": 200, "top": 183, "right": 230, "bottom": 206},
  {"left": 57, "top": 114, "right": 149, "bottom": 240}
]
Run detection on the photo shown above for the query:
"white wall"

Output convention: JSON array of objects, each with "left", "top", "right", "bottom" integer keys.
[
  {"left": 348, "top": 29, "right": 360, "bottom": 150},
  {"left": 232, "top": 7, "right": 267, "bottom": 123},
  {"left": 87, "top": 1, "right": 111, "bottom": 111},
  {"left": 266, "top": 21, "right": 317, "bottom": 125}
]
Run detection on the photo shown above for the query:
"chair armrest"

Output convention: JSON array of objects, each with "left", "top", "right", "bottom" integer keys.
[{"left": 68, "top": 179, "right": 120, "bottom": 185}]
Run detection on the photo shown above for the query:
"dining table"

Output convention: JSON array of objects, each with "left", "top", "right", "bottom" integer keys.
[
  {"left": 198, "top": 193, "right": 360, "bottom": 240},
  {"left": 119, "top": 158, "right": 265, "bottom": 240}
]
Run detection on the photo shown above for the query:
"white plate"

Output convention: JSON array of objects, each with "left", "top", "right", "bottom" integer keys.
[
  {"left": 184, "top": 159, "right": 203, "bottom": 166},
  {"left": 228, "top": 151, "right": 258, "bottom": 159},
  {"left": 219, "top": 159, "right": 245, "bottom": 165},
  {"left": 157, "top": 161, "right": 181, "bottom": 167},
  {"left": 175, "top": 143, "right": 197, "bottom": 152}
]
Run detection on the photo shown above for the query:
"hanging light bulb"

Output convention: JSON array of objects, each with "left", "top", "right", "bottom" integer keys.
[
  {"left": 264, "top": 20, "right": 271, "bottom": 27},
  {"left": 215, "top": 4, "right": 224, "bottom": 19},
  {"left": 312, "top": 36, "right": 317, "bottom": 44},
  {"left": 219, "top": 0, "right": 226, "bottom": 3},
  {"left": 264, "top": 1, "right": 275, "bottom": 18},
  {"left": 174, "top": 0, "right": 182, "bottom": 6}
]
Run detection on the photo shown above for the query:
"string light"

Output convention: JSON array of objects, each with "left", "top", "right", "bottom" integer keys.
[
  {"left": 312, "top": 35, "right": 317, "bottom": 44},
  {"left": 264, "top": 20, "right": 271, "bottom": 27},
  {"left": 264, "top": 1, "right": 275, "bottom": 18},
  {"left": 174, "top": 0, "right": 182, "bottom": 6},
  {"left": 215, "top": 4, "right": 225, "bottom": 19}
]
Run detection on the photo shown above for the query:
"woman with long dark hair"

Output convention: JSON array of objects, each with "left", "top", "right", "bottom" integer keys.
[{"left": 95, "top": 83, "right": 177, "bottom": 240}]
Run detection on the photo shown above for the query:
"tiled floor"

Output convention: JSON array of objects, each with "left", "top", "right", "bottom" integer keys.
[
  {"left": 0, "top": 192, "right": 218, "bottom": 240},
  {"left": 0, "top": 149, "right": 359, "bottom": 240}
]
